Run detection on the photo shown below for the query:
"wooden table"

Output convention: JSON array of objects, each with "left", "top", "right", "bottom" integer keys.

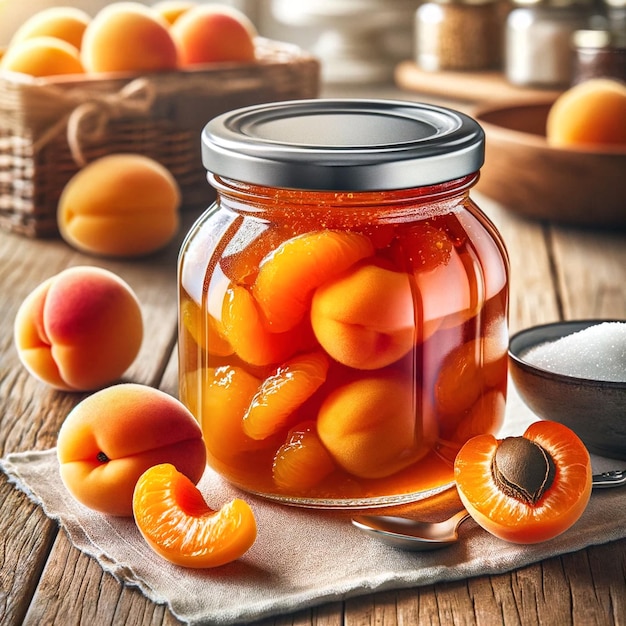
[{"left": 1, "top": 85, "right": 626, "bottom": 625}]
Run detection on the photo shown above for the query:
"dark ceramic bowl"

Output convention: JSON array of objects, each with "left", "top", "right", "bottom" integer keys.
[{"left": 509, "top": 320, "right": 626, "bottom": 460}]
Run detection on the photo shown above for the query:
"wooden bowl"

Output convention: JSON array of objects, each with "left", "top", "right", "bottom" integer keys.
[
  {"left": 474, "top": 101, "right": 626, "bottom": 228},
  {"left": 509, "top": 320, "right": 626, "bottom": 460}
]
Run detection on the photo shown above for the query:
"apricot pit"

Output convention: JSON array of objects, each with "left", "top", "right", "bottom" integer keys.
[{"left": 491, "top": 436, "right": 555, "bottom": 505}]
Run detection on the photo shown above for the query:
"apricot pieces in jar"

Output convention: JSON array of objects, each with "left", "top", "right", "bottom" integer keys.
[
  {"left": 251, "top": 230, "right": 374, "bottom": 333},
  {"left": 133, "top": 463, "right": 257, "bottom": 568},
  {"left": 317, "top": 373, "right": 437, "bottom": 479},
  {"left": 311, "top": 260, "right": 416, "bottom": 370},
  {"left": 454, "top": 421, "right": 592, "bottom": 544}
]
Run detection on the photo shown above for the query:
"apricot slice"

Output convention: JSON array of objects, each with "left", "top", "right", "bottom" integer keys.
[
  {"left": 252, "top": 230, "right": 375, "bottom": 333},
  {"left": 272, "top": 422, "right": 336, "bottom": 491},
  {"left": 454, "top": 421, "right": 592, "bottom": 544},
  {"left": 184, "top": 366, "right": 266, "bottom": 461},
  {"left": 133, "top": 463, "right": 257, "bottom": 568},
  {"left": 317, "top": 374, "right": 437, "bottom": 479},
  {"left": 221, "top": 284, "right": 311, "bottom": 366},
  {"left": 180, "top": 297, "right": 233, "bottom": 357},
  {"left": 57, "top": 384, "right": 206, "bottom": 516},
  {"left": 243, "top": 351, "right": 329, "bottom": 440},
  {"left": 311, "top": 260, "right": 415, "bottom": 370},
  {"left": 546, "top": 78, "right": 626, "bottom": 148}
]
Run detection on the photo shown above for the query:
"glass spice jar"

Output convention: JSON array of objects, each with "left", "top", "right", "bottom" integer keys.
[
  {"left": 604, "top": 0, "right": 626, "bottom": 35},
  {"left": 178, "top": 99, "right": 510, "bottom": 509},
  {"left": 415, "top": 0, "right": 503, "bottom": 71},
  {"left": 572, "top": 28, "right": 626, "bottom": 83},
  {"left": 505, "top": 0, "right": 597, "bottom": 87}
]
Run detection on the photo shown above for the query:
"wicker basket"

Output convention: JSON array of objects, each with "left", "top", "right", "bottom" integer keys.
[{"left": 0, "top": 39, "right": 320, "bottom": 238}]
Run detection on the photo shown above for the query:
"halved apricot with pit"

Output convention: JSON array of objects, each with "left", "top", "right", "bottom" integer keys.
[
  {"left": 133, "top": 463, "right": 257, "bottom": 568},
  {"left": 454, "top": 421, "right": 592, "bottom": 544},
  {"left": 243, "top": 351, "right": 329, "bottom": 440},
  {"left": 252, "top": 230, "right": 374, "bottom": 333},
  {"left": 310, "top": 260, "right": 415, "bottom": 370}
]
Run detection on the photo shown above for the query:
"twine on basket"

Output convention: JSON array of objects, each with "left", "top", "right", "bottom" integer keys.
[{"left": 31, "top": 77, "right": 157, "bottom": 167}]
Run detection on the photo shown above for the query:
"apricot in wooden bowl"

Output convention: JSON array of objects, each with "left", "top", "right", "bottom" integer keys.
[
  {"left": 14, "top": 266, "right": 143, "bottom": 392},
  {"left": 57, "top": 383, "right": 206, "bottom": 516},
  {"left": 474, "top": 96, "right": 626, "bottom": 228},
  {"left": 509, "top": 320, "right": 626, "bottom": 460},
  {"left": 58, "top": 154, "right": 180, "bottom": 258}
]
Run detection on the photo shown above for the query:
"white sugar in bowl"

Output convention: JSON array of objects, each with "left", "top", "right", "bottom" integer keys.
[{"left": 509, "top": 320, "right": 626, "bottom": 460}]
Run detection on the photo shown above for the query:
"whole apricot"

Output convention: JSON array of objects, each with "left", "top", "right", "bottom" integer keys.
[
  {"left": 170, "top": 4, "right": 256, "bottom": 66},
  {"left": 14, "top": 266, "right": 143, "bottom": 391},
  {"left": 546, "top": 78, "right": 626, "bottom": 148},
  {"left": 9, "top": 7, "right": 91, "bottom": 50},
  {"left": 57, "top": 383, "right": 206, "bottom": 516},
  {"left": 152, "top": 0, "right": 196, "bottom": 25},
  {"left": 0, "top": 36, "right": 85, "bottom": 77},
  {"left": 81, "top": 2, "right": 178, "bottom": 73},
  {"left": 58, "top": 154, "right": 180, "bottom": 258}
]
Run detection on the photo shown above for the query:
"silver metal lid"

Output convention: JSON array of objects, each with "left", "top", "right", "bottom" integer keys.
[{"left": 201, "top": 99, "right": 484, "bottom": 191}]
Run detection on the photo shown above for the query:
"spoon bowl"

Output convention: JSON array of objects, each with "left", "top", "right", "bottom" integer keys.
[
  {"left": 352, "top": 470, "right": 626, "bottom": 550},
  {"left": 351, "top": 509, "right": 470, "bottom": 551}
]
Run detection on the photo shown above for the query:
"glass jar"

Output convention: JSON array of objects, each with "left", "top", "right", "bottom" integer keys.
[
  {"left": 572, "top": 28, "right": 626, "bottom": 82},
  {"left": 604, "top": 0, "right": 626, "bottom": 35},
  {"left": 415, "top": 0, "right": 503, "bottom": 71},
  {"left": 178, "top": 99, "right": 509, "bottom": 509},
  {"left": 505, "top": 0, "right": 596, "bottom": 86}
]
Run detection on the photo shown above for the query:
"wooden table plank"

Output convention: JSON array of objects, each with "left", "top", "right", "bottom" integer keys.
[{"left": 549, "top": 226, "right": 626, "bottom": 320}]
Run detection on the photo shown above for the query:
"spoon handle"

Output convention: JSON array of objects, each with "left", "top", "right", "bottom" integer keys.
[{"left": 592, "top": 470, "right": 626, "bottom": 488}]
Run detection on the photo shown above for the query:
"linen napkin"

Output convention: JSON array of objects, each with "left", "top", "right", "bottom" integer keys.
[{"left": 2, "top": 384, "right": 625, "bottom": 626}]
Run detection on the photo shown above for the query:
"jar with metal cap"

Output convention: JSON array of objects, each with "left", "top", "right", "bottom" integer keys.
[
  {"left": 505, "top": 0, "right": 597, "bottom": 87},
  {"left": 604, "top": 0, "right": 626, "bottom": 35},
  {"left": 178, "top": 99, "right": 509, "bottom": 509},
  {"left": 415, "top": 0, "right": 503, "bottom": 71},
  {"left": 572, "top": 28, "right": 626, "bottom": 82}
]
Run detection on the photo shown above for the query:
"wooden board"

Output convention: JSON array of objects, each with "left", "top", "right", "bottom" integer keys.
[{"left": 395, "top": 60, "right": 563, "bottom": 105}]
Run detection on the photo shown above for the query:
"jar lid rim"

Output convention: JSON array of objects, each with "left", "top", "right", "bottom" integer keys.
[{"left": 201, "top": 99, "right": 484, "bottom": 191}]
